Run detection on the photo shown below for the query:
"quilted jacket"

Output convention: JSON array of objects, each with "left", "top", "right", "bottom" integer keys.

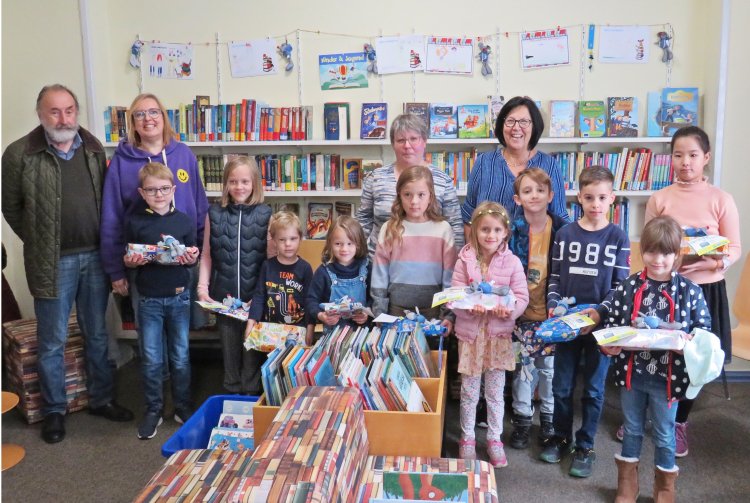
[
  {"left": 451, "top": 244, "right": 529, "bottom": 343},
  {"left": 1, "top": 126, "right": 106, "bottom": 299},
  {"left": 207, "top": 202, "right": 272, "bottom": 302}
]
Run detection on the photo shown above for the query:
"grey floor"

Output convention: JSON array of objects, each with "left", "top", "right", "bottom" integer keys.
[{"left": 2, "top": 350, "right": 749, "bottom": 503}]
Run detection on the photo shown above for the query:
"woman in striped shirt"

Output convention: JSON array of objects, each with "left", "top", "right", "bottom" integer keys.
[
  {"left": 462, "top": 96, "right": 570, "bottom": 242},
  {"left": 355, "top": 114, "right": 464, "bottom": 259}
]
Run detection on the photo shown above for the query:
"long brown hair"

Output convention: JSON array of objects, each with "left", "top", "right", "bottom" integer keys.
[
  {"left": 321, "top": 216, "right": 368, "bottom": 264},
  {"left": 469, "top": 201, "right": 512, "bottom": 260},
  {"left": 382, "top": 166, "right": 443, "bottom": 248},
  {"left": 640, "top": 216, "right": 684, "bottom": 271},
  {"left": 127, "top": 93, "right": 176, "bottom": 147}
]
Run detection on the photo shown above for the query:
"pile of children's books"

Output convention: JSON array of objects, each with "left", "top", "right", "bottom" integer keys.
[
  {"left": 553, "top": 149, "right": 674, "bottom": 191},
  {"left": 2, "top": 317, "right": 89, "bottom": 424},
  {"left": 104, "top": 97, "right": 313, "bottom": 143},
  {"left": 207, "top": 399, "right": 255, "bottom": 452},
  {"left": 260, "top": 323, "right": 439, "bottom": 410},
  {"left": 568, "top": 199, "right": 630, "bottom": 234}
]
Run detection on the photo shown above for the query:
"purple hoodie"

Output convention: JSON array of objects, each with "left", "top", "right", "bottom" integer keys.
[{"left": 101, "top": 139, "right": 208, "bottom": 282}]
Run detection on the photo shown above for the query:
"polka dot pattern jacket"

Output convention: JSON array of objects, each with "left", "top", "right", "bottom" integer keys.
[{"left": 606, "top": 270, "right": 712, "bottom": 402}]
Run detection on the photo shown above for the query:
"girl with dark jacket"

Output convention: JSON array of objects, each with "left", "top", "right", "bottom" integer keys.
[{"left": 197, "top": 156, "right": 271, "bottom": 395}]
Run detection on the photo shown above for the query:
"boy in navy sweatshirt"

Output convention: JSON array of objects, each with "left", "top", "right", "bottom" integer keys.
[
  {"left": 539, "top": 166, "right": 630, "bottom": 477},
  {"left": 125, "top": 162, "right": 199, "bottom": 440}
]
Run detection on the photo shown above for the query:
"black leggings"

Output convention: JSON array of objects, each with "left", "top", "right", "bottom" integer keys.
[{"left": 676, "top": 398, "right": 693, "bottom": 423}]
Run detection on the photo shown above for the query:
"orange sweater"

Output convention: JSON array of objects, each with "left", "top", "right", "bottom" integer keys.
[{"left": 645, "top": 179, "right": 741, "bottom": 285}]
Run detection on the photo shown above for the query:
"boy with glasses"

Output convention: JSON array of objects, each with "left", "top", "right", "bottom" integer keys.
[{"left": 125, "top": 162, "right": 199, "bottom": 439}]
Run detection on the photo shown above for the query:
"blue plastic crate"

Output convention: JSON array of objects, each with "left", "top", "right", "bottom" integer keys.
[{"left": 161, "top": 394, "right": 259, "bottom": 458}]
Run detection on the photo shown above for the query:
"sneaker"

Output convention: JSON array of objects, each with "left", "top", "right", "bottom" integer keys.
[
  {"left": 487, "top": 440, "right": 508, "bottom": 467},
  {"left": 459, "top": 438, "right": 476, "bottom": 460},
  {"left": 509, "top": 413, "right": 532, "bottom": 449},
  {"left": 476, "top": 399, "right": 488, "bottom": 428},
  {"left": 540, "top": 436, "right": 574, "bottom": 463},
  {"left": 539, "top": 413, "right": 555, "bottom": 447},
  {"left": 675, "top": 421, "right": 689, "bottom": 457},
  {"left": 616, "top": 425, "right": 624, "bottom": 442},
  {"left": 174, "top": 407, "right": 194, "bottom": 425},
  {"left": 569, "top": 446, "right": 596, "bottom": 478},
  {"left": 137, "top": 413, "right": 163, "bottom": 440}
]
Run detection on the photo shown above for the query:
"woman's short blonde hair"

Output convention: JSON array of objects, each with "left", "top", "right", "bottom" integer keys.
[
  {"left": 127, "top": 93, "right": 176, "bottom": 147},
  {"left": 269, "top": 211, "right": 303, "bottom": 238},
  {"left": 221, "top": 156, "right": 264, "bottom": 206}
]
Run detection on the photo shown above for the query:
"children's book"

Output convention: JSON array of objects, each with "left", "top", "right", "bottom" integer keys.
[
  {"left": 457, "top": 105, "right": 488, "bottom": 139},
  {"left": 307, "top": 203, "right": 333, "bottom": 239},
  {"left": 360, "top": 103, "right": 387, "bottom": 139},
  {"left": 217, "top": 413, "right": 254, "bottom": 430},
  {"left": 428, "top": 103, "right": 458, "bottom": 139},
  {"left": 324, "top": 106, "right": 341, "bottom": 140},
  {"left": 325, "top": 102, "right": 351, "bottom": 139},
  {"left": 207, "top": 428, "right": 254, "bottom": 451},
  {"left": 403, "top": 102, "right": 430, "bottom": 129},
  {"left": 362, "top": 160, "right": 383, "bottom": 183},
  {"left": 335, "top": 202, "right": 354, "bottom": 219},
  {"left": 487, "top": 95, "right": 505, "bottom": 138},
  {"left": 274, "top": 203, "right": 300, "bottom": 217},
  {"left": 549, "top": 101, "right": 576, "bottom": 138},
  {"left": 607, "top": 97, "right": 638, "bottom": 137},
  {"left": 342, "top": 158, "right": 362, "bottom": 189},
  {"left": 578, "top": 101, "right": 606, "bottom": 138},
  {"left": 661, "top": 87, "right": 699, "bottom": 137},
  {"left": 406, "top": 380, "right": 432, "bottom": 413},
  {"left": 647, "top": 91, "right": 662, "bottom": 137},
  {"left": 382, "top": 472, "right": 469, "bottom": 501}
]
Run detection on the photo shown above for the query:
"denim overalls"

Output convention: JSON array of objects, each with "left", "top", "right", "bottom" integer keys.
[{"left": 324, "top": 259, "right": 369, "bottom": 336}]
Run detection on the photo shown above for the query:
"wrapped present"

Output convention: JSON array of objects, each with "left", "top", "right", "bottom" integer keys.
[
  {"left": 243, "top": 322, "right": 306, "bottom": 352},
  {"left": 195, "top": 301, "right": 249, "bottom": 322},
  {"left": 320, "top": 296, "right": 374, "bottom": 319},
  {"left": 680, "top": 227, "right": 729, "bottom": 264},
  {"left": 126, "top": 238, "right": 199, "bottom": 265},
  {"left": 596, "top": 328, "right": 687, "bottom": 351},
  {"left": 535, "top": 304, "right": 598, "bottom": 343}
]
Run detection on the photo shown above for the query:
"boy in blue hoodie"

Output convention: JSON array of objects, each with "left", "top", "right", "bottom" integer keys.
[
  {"left": 508, "top": 168, "right": 568, "bottom": 450},
  {"left": 125, "top": 162, "right": 198, "bottom": 439}
]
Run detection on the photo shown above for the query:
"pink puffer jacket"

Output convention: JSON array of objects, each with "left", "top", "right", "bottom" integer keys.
[{"left": 451, "top": 244, "right": 529, "bottom": 343}]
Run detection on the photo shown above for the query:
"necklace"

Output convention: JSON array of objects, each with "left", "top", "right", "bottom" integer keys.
[
  {"left": 674, "top": 176, "right": 706, "bottom": 185},
  {"left": 502, "top": 149, "right": 532, "bottom": 168}
]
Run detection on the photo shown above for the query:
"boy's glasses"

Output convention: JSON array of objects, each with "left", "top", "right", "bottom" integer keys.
[
  {"left": 142, "top": 185, "right": 174, "bottom": 196},
  {"left": 504, "top": 118, "right": 533, "bottom": 129},
  {"left": 133, "top": 109, "right": 162, "bottom": 121}
]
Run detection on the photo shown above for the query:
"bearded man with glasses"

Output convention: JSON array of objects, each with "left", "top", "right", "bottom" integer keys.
[{"left": 2, "top": 84, "right": 135, "bottom": 444}]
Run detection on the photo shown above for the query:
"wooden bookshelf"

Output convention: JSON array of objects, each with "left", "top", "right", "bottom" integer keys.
[{"left": 253, "top": 350, "right": 448, "bottom": 457}]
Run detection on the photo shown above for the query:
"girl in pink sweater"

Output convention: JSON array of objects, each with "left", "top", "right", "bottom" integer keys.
[
  {"left": 452, "top": 201, "right": 529, "bottom": 467},
  {"left": 645, "top": 126, "right": 741, "bottom": 457}
]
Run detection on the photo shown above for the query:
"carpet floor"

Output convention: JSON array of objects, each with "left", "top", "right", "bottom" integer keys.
[{"left": 2, "top": 350, "right": 749, "bottom": 503}]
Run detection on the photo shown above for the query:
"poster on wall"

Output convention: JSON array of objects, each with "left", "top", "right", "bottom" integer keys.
[
  {"left": 375, "top": 34, "right": 425, "bottom": 75},
  {"left": 148, "top": 43, "right": 194, "bottom": 79},
  {"left": 519, "top": 29, "right": 570, "bottom": 70},
  {"left": 598, "top": 25, "right": 650, "bottom": 64},
  {"left": 318, "top": 52, "right": 369, "bottom": 90},
  {"left": 425, "top": 37, "right": 474, "bottom": 75},
  {"left": 228, "top": 39, "right": 279, "bottom": 78}
]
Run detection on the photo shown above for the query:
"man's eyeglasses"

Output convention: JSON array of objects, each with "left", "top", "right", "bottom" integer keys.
[
  {"left": 142, "top": 185, "right": 174, "bottom": 196},
  {"left": 504, "top": 119, "right": 533, "bottom": 129},
  {"left": 133, "top": 109, "right": 162, "bottom": 121}
]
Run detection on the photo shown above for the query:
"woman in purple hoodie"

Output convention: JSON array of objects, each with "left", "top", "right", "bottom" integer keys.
[{"left": 101, "top": 94, "right": 208, "bottom": 364}]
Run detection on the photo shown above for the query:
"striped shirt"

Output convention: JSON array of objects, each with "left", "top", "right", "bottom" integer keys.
[
  {"left": 355, "top": 163, "right": 465, "bottom": 259},
  {"left": 461, "top": 149, "right": 570, "bottom": 224},
  {"left": 371, "top": 220, "right": 458, "bottom": 317},
  {"left": 547, "top": 222, "right": 631, "bottom": 320}
]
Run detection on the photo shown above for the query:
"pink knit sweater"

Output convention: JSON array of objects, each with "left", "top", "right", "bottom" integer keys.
[{"left": 645, "top": 179, "right": 741, "bottom": 285}]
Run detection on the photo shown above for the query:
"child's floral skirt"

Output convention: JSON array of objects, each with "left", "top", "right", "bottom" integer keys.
[{"left": 458, "top": 318, "right": 515, "bottom": 377}]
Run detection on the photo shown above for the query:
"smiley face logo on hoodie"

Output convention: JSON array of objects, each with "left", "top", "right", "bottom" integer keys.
[{"left": 177, "top": 169, "right": 189, "bottom": 183}]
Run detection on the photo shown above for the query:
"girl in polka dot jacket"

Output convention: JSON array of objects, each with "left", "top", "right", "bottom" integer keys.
[{"left": 602, "top": 217, "right": 711, "bottom": 503}]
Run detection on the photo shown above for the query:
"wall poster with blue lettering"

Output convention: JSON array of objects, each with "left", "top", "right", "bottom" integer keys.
[{"left": 318, "top": 52, "right": 369, "bottom": 90}]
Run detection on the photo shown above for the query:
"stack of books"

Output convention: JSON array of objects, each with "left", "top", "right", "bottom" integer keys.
[
  {"left": 2, "top": 317, "right": 89, "bottom": 423},
  {"left": 260, "top": 342, "right": 337, "bottom": 407},
  {"left": 553, "top": 149, "right": 673, "bottom": 191}
]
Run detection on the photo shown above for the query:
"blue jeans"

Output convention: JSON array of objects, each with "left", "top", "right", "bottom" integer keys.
[
  {"left": 552, "top": 333, "right": 611, "bottom": 449},
  {"left": 512, "top": 355, "right": 554, "bottom": 416},
  {"left": 620, "top": 375, "right": 678, "bottom": 469},
  {"left": 35, "top": 251, "right": 113, "bottom": 415},
  {"left": 137, "top": 291, "right": 192, "bottom": 414}
]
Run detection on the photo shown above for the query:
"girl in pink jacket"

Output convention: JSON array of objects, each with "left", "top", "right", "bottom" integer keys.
[{"left": 452, "top": 201, "right": 529, "bottom": 467}]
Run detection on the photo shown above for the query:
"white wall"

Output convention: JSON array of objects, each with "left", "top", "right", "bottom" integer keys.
[{"left": 2, "top": 0, "right": 746, "bottom": 322}]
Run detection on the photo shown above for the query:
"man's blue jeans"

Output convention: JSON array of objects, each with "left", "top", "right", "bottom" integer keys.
[
  {"left": 552, "top": 333, "right": 611, "bottom": 449},
  {"left": 137, "top": 291, "right": 192, "bottom": 414},
  {"left": 620, "top": 374, "right": 678, "bottom": 469},
  {"left": 35, "top": 251, "right": 113, "bottom": 415}
]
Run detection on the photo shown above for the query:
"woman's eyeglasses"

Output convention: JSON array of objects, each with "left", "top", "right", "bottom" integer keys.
[
  {"left": 133, "top": 109, "right": 162, "bottom": 121},
  {"left": 504, "top": 119, "right": 532, "bottom": 129}
]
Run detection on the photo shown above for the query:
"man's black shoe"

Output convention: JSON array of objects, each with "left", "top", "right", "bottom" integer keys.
[
  {"left": 41, "top": 412, "right": 66, "bottom": 444},
  {"left": 89, "top": 401, "right": 135, "bottom": 422}
]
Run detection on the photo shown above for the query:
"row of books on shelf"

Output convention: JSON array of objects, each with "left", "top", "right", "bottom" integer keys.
[
  {"left": 424, "top": 150, "right": 479, "bottom": 191},
  {"left": 104, "top": 96, "right": 313, "bottom": 143},
  {"left": 261, "top": 322, "right": 438, "bottom": 409},
  {"left": 553, "top": 149, "right": 674, "bottom": 191},
  {"left": 568, "top": 199, "right": 630, "bottom": 234}
]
